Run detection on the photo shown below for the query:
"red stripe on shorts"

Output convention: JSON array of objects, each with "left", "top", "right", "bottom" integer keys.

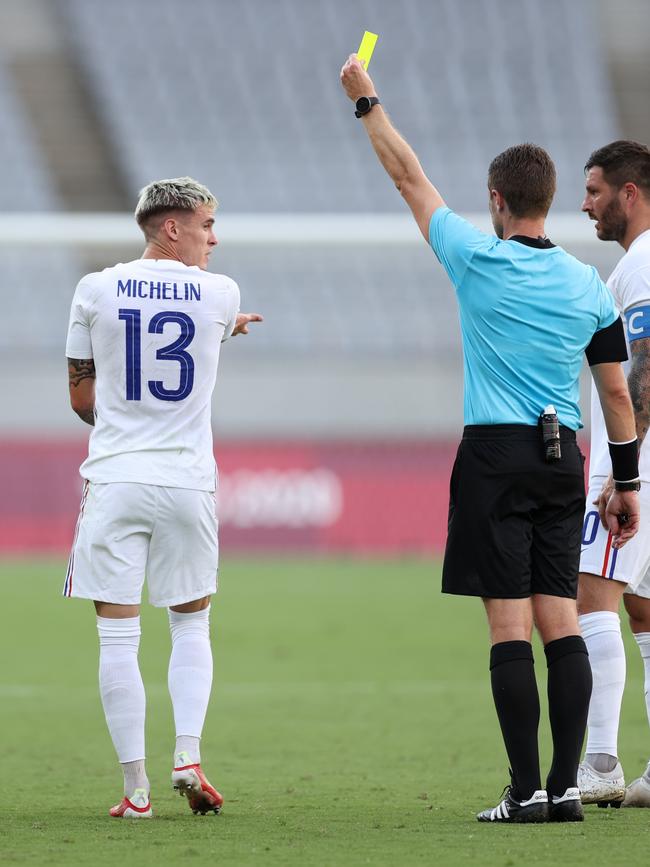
[{"left": 601, "top": 532, "right": 614, "bottom": 579}]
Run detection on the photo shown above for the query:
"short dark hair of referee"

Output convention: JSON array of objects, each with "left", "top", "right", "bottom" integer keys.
[{"left": 341, "top": 56, "right": 641, "bottom": 824}]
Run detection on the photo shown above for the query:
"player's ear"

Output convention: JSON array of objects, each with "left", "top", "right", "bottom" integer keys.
[
  {"left": 163, "top": 216, "right": 180, "bottom": 241},
  {"left": 623, "top": 182, "right": 638, "bottom": 204}
]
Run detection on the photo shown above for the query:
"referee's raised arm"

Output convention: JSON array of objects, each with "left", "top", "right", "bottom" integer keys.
[{"left": 340, "top": 54, "right": 444, "bottom": 240}]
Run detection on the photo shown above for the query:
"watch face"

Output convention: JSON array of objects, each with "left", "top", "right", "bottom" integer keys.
[{"left": 356, "top": 97, "right": 371, "bottom": 114}]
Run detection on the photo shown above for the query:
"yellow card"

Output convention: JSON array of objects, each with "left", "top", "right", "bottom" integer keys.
[{"left": 357, "top": 31, "right": 378, "bottom": 70}]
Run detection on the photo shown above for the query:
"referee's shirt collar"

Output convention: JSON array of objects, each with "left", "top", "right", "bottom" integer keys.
[{"left": 508, "top": 235, "right": 556, "bottom": 249}]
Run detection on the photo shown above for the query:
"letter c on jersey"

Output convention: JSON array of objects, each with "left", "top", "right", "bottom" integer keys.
[{"left": 626, "top": 305, "right": 650, "bottom": 342}]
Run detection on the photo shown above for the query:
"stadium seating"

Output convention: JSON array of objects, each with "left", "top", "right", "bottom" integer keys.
[
  {"left": 202, "top": 242, "right": 458, "bottom": 356},
  {"left": 61, "top": 0, "right": 618, "bottom": 213},
  {"left": 0, "top": 0, "right": 621, "bottom": 359},
  {"left": 0, "top": 52, "right": 81, "bottom": 356},
  {"left": 0, "top": 57, "right": 58, "bottom": 211}
]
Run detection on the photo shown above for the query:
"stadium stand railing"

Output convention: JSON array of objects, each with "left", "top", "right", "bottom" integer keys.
[{"left": 0, "top": 212, "right": 620, "bottom": 360}]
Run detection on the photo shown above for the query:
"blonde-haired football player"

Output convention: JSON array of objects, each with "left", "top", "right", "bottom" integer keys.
[{"left": 65, "top": 177, "right": 261, "bottom": 818}]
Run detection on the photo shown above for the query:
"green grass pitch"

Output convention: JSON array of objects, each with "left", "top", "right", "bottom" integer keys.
[{"left": 1, "top": 557, "right": 649, "bottom": 865}]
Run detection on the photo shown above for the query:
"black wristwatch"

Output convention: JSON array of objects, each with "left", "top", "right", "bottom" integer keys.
[
  {"left": 614, "top": 479, "right": 641, "bottom": 491},
  {"left": 355, "top": 96, "right": 380, "bottom": 118}
]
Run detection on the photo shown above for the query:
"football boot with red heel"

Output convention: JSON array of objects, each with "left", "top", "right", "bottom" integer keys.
[
  {"left": 172, "top": 762, "right": 223, "bottom": 815},
  {"left": 109, "top": 787, "right": 153, "bottom": 818}
]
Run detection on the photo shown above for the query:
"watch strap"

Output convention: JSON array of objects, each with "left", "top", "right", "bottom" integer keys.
[
  {"left": 614, "top": 479, "right": 641, "bottom": 492},
  {"left": 355, "top": 96, "right": 380, "bottom": 118}
]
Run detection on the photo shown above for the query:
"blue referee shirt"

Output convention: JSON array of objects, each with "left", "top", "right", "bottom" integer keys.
[{"left": 429, "top": 207, "right": 618, "bottom": 430}]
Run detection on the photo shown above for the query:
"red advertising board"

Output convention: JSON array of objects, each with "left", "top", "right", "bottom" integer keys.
[{"left": 0, "top": 439, "right": 458, "bottom": 555}]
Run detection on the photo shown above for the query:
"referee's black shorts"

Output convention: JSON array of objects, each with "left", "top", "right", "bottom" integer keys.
[{"left": 442, "top": 424, "right": 585, "bottom": 599}]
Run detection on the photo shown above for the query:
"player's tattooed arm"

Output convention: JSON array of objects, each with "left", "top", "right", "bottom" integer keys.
[
  {"left": 67, "top": 358, "right": 96, "bottom": 426},
  {"left": 68, "top": 357, "right": 96, "bottom": 387},
  {"left": 628, "top": 336, "right": 650, "bottom": 450},
  {"left": 75, "top": 406, "right": 95, "bottom": 426}
]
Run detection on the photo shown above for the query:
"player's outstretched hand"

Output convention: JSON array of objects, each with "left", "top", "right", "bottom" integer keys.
[
  {"left": 605, "top": 489, "right": 640, "bottom": 549},
  {"left": 340, "top": 54, "right": 377, "bottom": 102},
  {"left": 232, "top": 313, "right": 263, "bottom": 336}
]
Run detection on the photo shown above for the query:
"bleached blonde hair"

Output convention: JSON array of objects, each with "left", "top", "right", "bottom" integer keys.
[{"left": 135, "top": 177, "right": 218, "bottom": 236}]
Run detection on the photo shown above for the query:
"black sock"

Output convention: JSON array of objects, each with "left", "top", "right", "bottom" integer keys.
[
  {"left": 544, "top": 635, "right": 592, "bottom": 798},
  {"left": 490, "top": 641, "right": 541, "bottom": 800}
]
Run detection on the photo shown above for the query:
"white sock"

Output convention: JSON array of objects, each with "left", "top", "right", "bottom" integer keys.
[
  {"left": 168, "top": 606, "right": 212, "bottom": 767},
  {"left": 633, "top": 631, "right": 650, "bottom": 781},
  {"left": 97, "top": 616, "right": 148, "bottom": 793},
  {"left": 123, "top": 760, "right": 148, "bottom": 797},
  {"left": 175, "top": 735, "right": 201, "bottom": 767},
  {"left": 579, "top": 611, "right": 626, "bottom": 758}
]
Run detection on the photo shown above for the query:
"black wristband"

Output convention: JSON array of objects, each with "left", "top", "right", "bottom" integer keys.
[{"left": 608, "top": 438, "right": 639, "bottom": 483}]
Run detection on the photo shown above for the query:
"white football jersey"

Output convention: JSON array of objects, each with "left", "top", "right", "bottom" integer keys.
[
  {"left": 589, "top": 229, "right": 650, "bottom": 482},
  {"left": 66, "top": 258, "right": 240, "bottom": 491}
]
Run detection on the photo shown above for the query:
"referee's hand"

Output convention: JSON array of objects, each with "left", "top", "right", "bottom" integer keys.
[
  {"left": 340, "top": 54, "right": 378, "bottom": 101},
  {"left": 604, "top": 489, "right": 640, "bottom": 548}
]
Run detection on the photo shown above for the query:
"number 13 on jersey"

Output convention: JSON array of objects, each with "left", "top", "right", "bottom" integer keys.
[{"left": 118, "top": 308, "right": 195, "bottom": 402}]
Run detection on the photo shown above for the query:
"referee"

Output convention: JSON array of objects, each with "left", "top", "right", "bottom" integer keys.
[{"left": 340, "top": 56, "right": 641, "bottom": 823}]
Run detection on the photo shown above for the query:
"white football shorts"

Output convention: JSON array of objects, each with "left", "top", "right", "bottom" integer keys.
[
  {"left": 64, "top": 481, "right": 219, "bottom": 607},
  {"left": 580, "top": 476, "right": 650, "bottom": 598}
]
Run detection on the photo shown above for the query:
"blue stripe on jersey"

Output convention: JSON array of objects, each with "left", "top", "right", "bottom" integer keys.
[{"left": 609, "top": 546, "right": 618, "bottom": 579}]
